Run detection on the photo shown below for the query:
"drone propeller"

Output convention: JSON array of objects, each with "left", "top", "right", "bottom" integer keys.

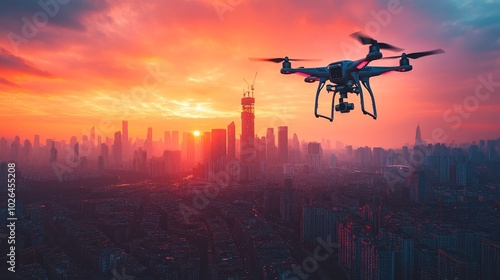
[
  {"left": 382, "top": 49, "right": 445, "bottom": 59},
  {"left": 350, "top": 32, "right": 404, "bottom": 52},
  {"left": 249, "top": 57, "right": 320, "bottom": 63}
]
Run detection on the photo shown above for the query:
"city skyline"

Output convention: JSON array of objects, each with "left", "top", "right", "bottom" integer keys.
[
  {"left": 1, "top": 1, "right": 500, "bottom": 279},
  {"left": 0, "top": 122, "right": 498, "bottom": 151},
  {"left": 0, "top": 1, "right": 499, "bottom": 147}
]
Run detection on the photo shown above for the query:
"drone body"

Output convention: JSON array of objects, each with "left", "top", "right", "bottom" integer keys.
[{"left": 251, "top": 32, "right": 444, "bottom": 121}]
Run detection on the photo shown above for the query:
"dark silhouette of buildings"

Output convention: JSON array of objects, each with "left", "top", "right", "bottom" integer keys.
[
  {"left": 278, "top": 126, "right": 288, "bottom": 163},
  {"left": 11, "top": 136, "right": 20, "bottom": 159},
  {"left": 171, "top": 131, "right": 179, "bottom": 150},
  {"left": 122, "top": 121, "right": 128, "bottom": 160},
  {"left": 186, "top": 132, "right": 195, "bottom": 164},
  {"left": 211, "top": 129, "right": 226, "bottom": 162},
  {"left": 227, "top": 121, "right": 235, "bottom": 160},
  {"left": 100, "top": 143, "right": 109, "bottom": 169},
  {"left": 210, "top": 129, "right": 226, "bottom": 177},
  {"left": 74, "top": 142, "right": 79, "bottom": 164},
  {"left": 415, "top": 124, "right": 423, "bottom": 147},
  {"left": 164, "top": 131, "right": 171, "bottom": 150},
  {"left": 145, "top": 127, "right": 153, "bottom": 158},
  {"left": 50, "top": 141, "right": 57, "bottom": 164},
  {"left": 307, "top": 142, "right": 322, "bottom": 173},
  {"left": 113, "top": 131, "right": 122, "bottom": 166},
  {"left": 240, "top": 90, "right": 255, "bottom": 181},
  {"left": 266, "top": 128, "right": 277, "bottom": 162},
  {"left": 90, "top": 126, "right": 96, "bottom": 147},
  {"left": 163, "top": 150, "right": 181, "bottom": 174},
  {"left": 202, "top": 131, "right": 211, "bottom": 163}
]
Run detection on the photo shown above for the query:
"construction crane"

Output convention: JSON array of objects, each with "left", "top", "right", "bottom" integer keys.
[{"left": 243, "top": 72, "right": 258, "bottom": 97}]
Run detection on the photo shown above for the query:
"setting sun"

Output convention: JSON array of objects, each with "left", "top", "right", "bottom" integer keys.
[{"left": 193, "top": 130, "right": 200, "bottom": 137}]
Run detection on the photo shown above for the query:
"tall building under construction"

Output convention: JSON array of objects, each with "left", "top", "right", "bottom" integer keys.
[{"left": 240, "top": 77, "right": 256, "bottom": 181}]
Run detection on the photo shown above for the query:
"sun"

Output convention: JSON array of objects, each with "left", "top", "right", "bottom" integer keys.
[{"left": 193, "top": 130, "right": 200, "bottom": 136}]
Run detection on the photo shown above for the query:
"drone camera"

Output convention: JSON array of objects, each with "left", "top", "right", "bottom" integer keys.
[{"left": 335, "top": 102, "right": 354, "bottom": 113}]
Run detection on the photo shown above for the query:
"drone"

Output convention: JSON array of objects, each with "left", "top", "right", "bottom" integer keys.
[{"left": 250, "top": 32, "right": 444, "bottom": 121}]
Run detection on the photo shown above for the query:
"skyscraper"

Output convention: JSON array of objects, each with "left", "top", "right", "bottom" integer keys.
[
  {"left": 266, "top": 128, "right": 277, "bottom": 161},
  {"left": 10, "top": 136, "right": 20, "bottom": 160},
  {"left": 202, "top": 132, "right": 211, "bottom": 163},
  {"left": 113, "top": 131, "right": 122, "bottom": 166},
  {"left": 291, "top": 133, "right": 300, "bottom": 163},
  {"left": 227, "top": 121, "right": 236, "bottom": 160},
  {"left": 172, "top": 131, "right": 179, "bottom": 150},
  {"left": 101, "top": 143, "right": 109, "bottom": 168},
  {"left": 307, "top": 142, "right": 322, "bottom": 173},
  {"left": 121, "top": 121, "right": 128, "bottom": 160},
  {"left": 164, "top": 150, "right": 181, "bottom": 174},
  {"left": 240, "top": 90, "right": 255, "bottom": 163},
  {"left": 97, "top": 156, "right": 104, "bottom": 174},
  {"left": 34, "top": 135, "right": 40, "bottom": 149},
  {"left": 146, "top": 127, "right": 153, "bottom": 158},
  {"left": 187, "top": 132, "right": 195, "bottom": 163},
  {"left": 240, "top": 86, "right": 256, "bottom": 181},
  {"left": 90, "top": 126, "right": 96, "bottom": 147},
  {"left": 211, "top": 129, "right": 226, "bottom": 162},
  {"left": 164, "top": 131, "right": 171, "bottom": 150},
  {"left": 256, "top": 136, "right": 267, "bottom": 163},
  {"left": 415, "top": 124, "right": 423, "bottom": 147},
  {"left": 408, "top": 170, "right": 429, "bottom": 202},
  {"left": 373, "top": 147, "right": 385, "bottom": 169},
  {"left": 50, "top": 142, "right": 57, "bottom": 164},
  {"left": 278, "top": 126, "right": 288, "bottom": 163},
  {"left": 74, "top": 142, "right": 79, "bottom": 164},
  {"left": 21, "top": 139, "right": 32, "bottom": 163},
  {"left": 0, "top": 138, "right": 8, "bottom": 160}
]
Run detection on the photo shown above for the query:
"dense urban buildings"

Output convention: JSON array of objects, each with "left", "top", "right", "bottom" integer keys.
[{"left": 1, "top": 90, "right": 500, "bottom": 280}]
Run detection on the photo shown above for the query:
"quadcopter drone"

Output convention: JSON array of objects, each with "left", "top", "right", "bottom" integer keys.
[{"left": 250, "top": 32, "right": 444, "bottom": 121}]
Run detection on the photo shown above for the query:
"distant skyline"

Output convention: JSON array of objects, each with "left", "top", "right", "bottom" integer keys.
[
  {"left": 0, "top": 122, "right": 498, "bottom": 151},
  {"left": 1, "top": 0, "right": 499, "bottom": 147}
]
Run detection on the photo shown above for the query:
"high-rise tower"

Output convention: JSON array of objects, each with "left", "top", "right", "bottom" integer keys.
[
  {"left": 90, "top": 126, "right": 95, "bottom": 147},
  {"left": 211, "top": 129, "right": 226, "bottom": 162},
  {"left": 415, "top": 124, "right": 423, "bottom": 147},
  {"left": 146, "top": 127, "right": 153, "bottom": 158},
  {"left": 240, "top": 73, "right": 257, "bottom": 181},
  {"left": 278, "top": 126, "right": 289, "bottom": 163},
  {"left": 50, "top": 142, "right": 57, "bottom": 163},
  {"left": 171, "top": 131, "right": 179, "bottom": 150},
  {"left": 228, "top": 121, "right": 236, "bottom": 160},
  {"left": 113, "top": 131, "right": 122, "bottom": 166},
  {"left": 266, "top": 128, "right": 277, "bottom": 161},
  {"left": 122, "top": 121, "right": 128, "bottom": 160}
]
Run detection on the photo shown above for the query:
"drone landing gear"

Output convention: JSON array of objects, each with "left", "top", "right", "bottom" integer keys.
[
  {"left": 313, "top": 76, "right": 378, "bottom": 122},
  {"left": 352, "top": 73, "right": 377, "bottom": 120},
  {"left": 314, "top": 79, "right": 336, "bottom": 122}
]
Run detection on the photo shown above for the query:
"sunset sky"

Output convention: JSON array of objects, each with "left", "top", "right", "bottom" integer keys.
[{"left": 0, "top": 0, "right": 499, "bottom": 148}]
